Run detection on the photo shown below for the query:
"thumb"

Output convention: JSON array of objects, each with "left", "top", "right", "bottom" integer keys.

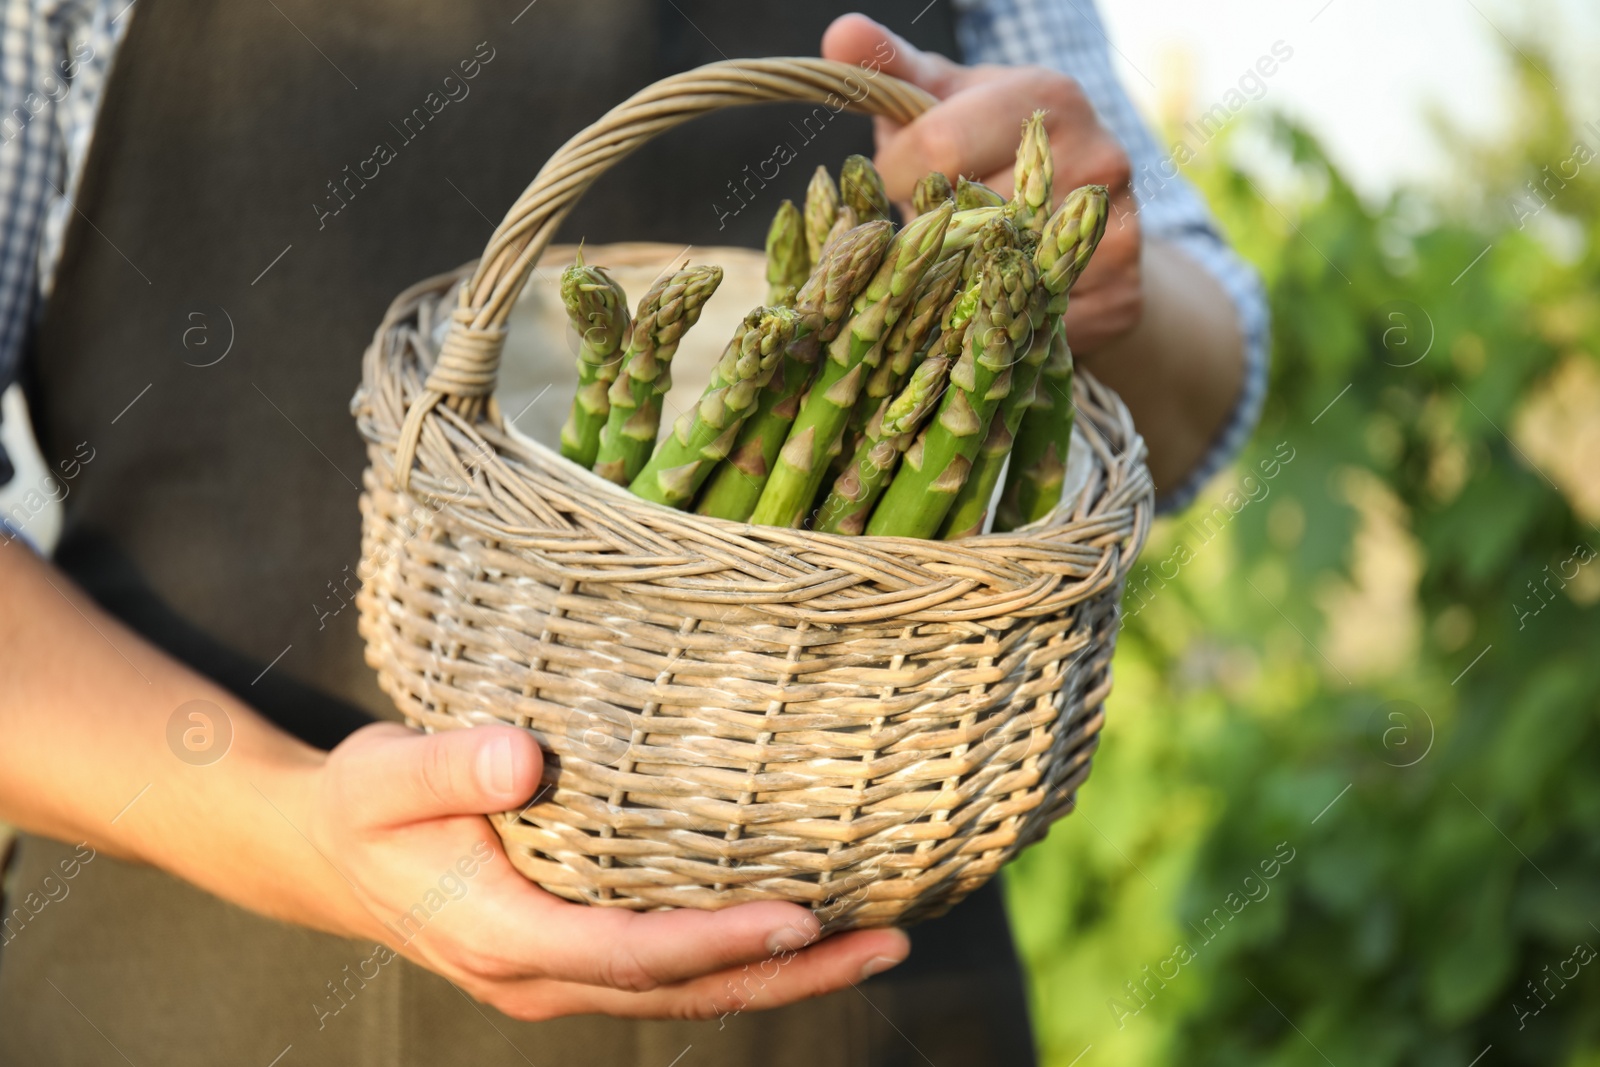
[
  {"left": 821, "top": 14, "right": 965, "bottom": 98},
  {"left": 335, "top": 722, "right": 543, "bottom": 826}
]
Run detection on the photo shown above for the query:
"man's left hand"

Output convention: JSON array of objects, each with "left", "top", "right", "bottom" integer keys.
[{"left": 822, "top": 14, "right": 1142, "bottom": 352}]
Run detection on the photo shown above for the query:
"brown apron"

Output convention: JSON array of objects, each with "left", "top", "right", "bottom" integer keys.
[{"left": 1, "top": 1, "right": 1036, "bottom": 1063}]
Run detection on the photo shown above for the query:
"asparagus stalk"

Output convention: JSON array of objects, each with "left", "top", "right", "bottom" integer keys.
[
  {"left": 955, "top": 176, "right": 1006, "bottom": 210},
  {"left": 803, "top": 166, "right": 840, "bottom": 268},
  {"left": 1004, "top": 112, "right": 1053, "bottom": 235},
  {"left": 749, "top": 203, "right": 954, "bottom": 528},
  {"left": 993, "top": 324, "right": 1074, "bottom": 531},
  {"left": 765, "top": 199, "right": 809, "bottom": 305},
  {"left": 997, "top": 184, "right": 1110, "bottom": 528},
  {"left": 557, "top": 254, "right": 631, "bottom": 468},
  {"left": 942, "top": 185, "right": 1107, "bottom": 537},
  {"left": 912, "top": 171, "right": 954, "bottom": 216},
  {"left": 592, "top": 264, "right": 723, "bottom": 484},
  {"left": 693, "top": 221, "right": 893, "bottom": 521},
  {"left": 851, "top": 249, "right": 966, "bottom": 435},
  {"left": 815, "top": 353, "right": 953, "bottom": 535},
  {"left": 630, "top": 307, "right": 801, "bottom": 507},
  {"left": 840, "top": 154, "right": 891, "bottom": 223},
  {"left": 866, "top": 247, "right": 1037, "bottom": 538}
]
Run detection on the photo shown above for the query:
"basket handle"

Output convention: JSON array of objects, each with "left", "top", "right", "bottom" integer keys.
[{"left": 394, "top": 57, "right": 937, "bottom": 486}]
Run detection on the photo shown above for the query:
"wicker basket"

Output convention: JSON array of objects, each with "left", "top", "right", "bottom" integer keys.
[{"left": 352, "top": 58, "right": 1153, "bottom": 931}]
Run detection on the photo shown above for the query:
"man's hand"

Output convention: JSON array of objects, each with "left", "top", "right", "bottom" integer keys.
[
  {"left": 304, "top": 722, "right": 909, "bottom": 1021},
  {"left": 0, "top": 543, "right": 907, "bottom": 1027},
  {"left": 822, "top": 14, "right": 1141, "bottom": 352}
]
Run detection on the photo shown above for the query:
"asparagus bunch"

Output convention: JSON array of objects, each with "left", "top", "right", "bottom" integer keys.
[
  {"left": 557, "top": 131, "right": 1109, "bottom": 543},
  {"left": 592, "top": 263, "right": 722, "bottom": 484},
  {"left": 866, "top": 247, "right": 1038, "bottom": 538},
  {"left": 630, "top": 307, "right": 801, "bottom": 507},
  {"left": 764, "top": 200, "right": 809, "bottom": 305},
  {"left": 996, "top": 183, "right": 1110, "bottom": 530},
  {"left": 556, "top": 254, "right": 631, "bottom": 468},
  {"left": 750, "top": 202, "right": 954, "bottom": 529},
  {"left": 694, "top": 220, "right": 892, "bottom": 521}
]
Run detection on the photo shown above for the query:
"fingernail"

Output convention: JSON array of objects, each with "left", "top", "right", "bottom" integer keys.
[
  {"left": 478, "top": 735, "right": 516, "bottom": 796},
  {"left": 765, "top": 919, "right": 820, "bottom": 956},
  {"left": 859, "top": 955, "right": 904, "bottom": 981}
]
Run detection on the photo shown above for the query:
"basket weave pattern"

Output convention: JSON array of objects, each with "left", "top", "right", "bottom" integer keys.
[{"left": 352, "top": 59, "right": 1153, "bottom": 929}]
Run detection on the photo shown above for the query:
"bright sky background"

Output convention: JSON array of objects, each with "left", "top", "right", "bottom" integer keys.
[{"left": 1100, "top": 0, "right": 1600, "bottom": 198}]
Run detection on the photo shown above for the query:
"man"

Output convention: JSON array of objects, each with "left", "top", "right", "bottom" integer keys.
[{"left": 0, "top": 2, "right": 1264, "bottom": 1063}]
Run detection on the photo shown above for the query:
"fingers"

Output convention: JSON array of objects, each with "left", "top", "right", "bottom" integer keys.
[
  {"left": 332, "top": 722, "right": 542, "bottom": 827},
  {"left": 480, "top": 926, "right": 913, "bottom": 1022},
  {"left": 870, "top": 76, "right": 1036, "bottom": 200},
  {"left": 821, "top": 14, "right": 964, "bottom": 97},
  {"left": 469, "top": 889, "right": 838, "bottom": 992}
]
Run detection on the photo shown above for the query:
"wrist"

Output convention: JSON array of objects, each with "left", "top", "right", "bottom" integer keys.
[{"left": 243, "top": 742, "right": 380, "bottom": 941}]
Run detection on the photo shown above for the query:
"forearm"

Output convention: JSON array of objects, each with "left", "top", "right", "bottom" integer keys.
[
  {"left": 0, "top": 538, "right": 357, "bottom": 934},
  {"left": 1071, "top": 238, "right": 1246, "bottom": 496}
]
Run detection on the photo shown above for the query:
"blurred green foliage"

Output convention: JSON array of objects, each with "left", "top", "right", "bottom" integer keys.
[{"left": 1006, "top": 57, "right": 1600, "bottom": 1067}]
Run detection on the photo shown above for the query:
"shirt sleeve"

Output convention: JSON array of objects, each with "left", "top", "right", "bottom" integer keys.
[
  {"left": 951, "top": 0, "right": 1270, "bottom": 513},
  {"left": 0, "top": 0, "right": 124, "bottom": 489}
]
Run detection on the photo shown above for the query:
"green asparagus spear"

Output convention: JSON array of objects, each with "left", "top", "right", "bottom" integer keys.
[
  {"left": 840, "top": 154, "right": 891, "bottom": 223},
  {"left": 693, "top": 221, "right": 893, "bottom": 521},
  {"left": 866, "top": 247, "right": 1037, "bottom": 538},
  {"left": 997, "top": 184, "right": 1110, "bottom": 528},
  {"left": 749, "top": 202, "right": 954, "bottom": 528},
  {"left": 1004, "top": 112, "right": 1053, "bottom": 235},
  {"left": 794, "top": 221, "right": 895, "bottom": 342},
  {"left": 557, "top": 254, "right": 631, "bottom": 468},
  {"left": 993, "top": 324, "right": 1074, "bottom": 531},
  {"left": 592, "top": 264, "right": 722, "bottom": 484},
  {"left": 912, "top": 171, "right": 954, "bottom": 216},
  {"left": 629, "top": 307, "right": 801, "bottom": 508},
  {"left": 944, "top": 185, "right": 1107, "bottom": 537},
  {"left": 955, "top": 176, "right": 1006, "bottom": 211},
  {"left": 815, "top": 353, "right": 953, "bottom": 535},
  {"left": 850, "top": 249, "right": 966, "bottom": 435},
  {"left": 765, "top": 199, "right": 809, "bottom": 305},
  {"left": 1034, "top": 185, "right": 1110, "bottom": 308},
  {"left": 803, "top": 166, "right": 840, "bottom": 268},
  {"left": 941, "top": 206, "right": 1003, "bottom": 258},
  {"left": 937, "top": 284, "right": 1049, "bottom": 539}
]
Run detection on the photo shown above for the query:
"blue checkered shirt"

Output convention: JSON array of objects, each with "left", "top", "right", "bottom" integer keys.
[{"left": 0, "top": 0, "right": 1265, "bottom": 510}]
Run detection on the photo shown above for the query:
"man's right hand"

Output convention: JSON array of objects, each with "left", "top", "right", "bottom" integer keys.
[{"left": 301, "top": 722, "right": 910, "bottom": 1020}]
